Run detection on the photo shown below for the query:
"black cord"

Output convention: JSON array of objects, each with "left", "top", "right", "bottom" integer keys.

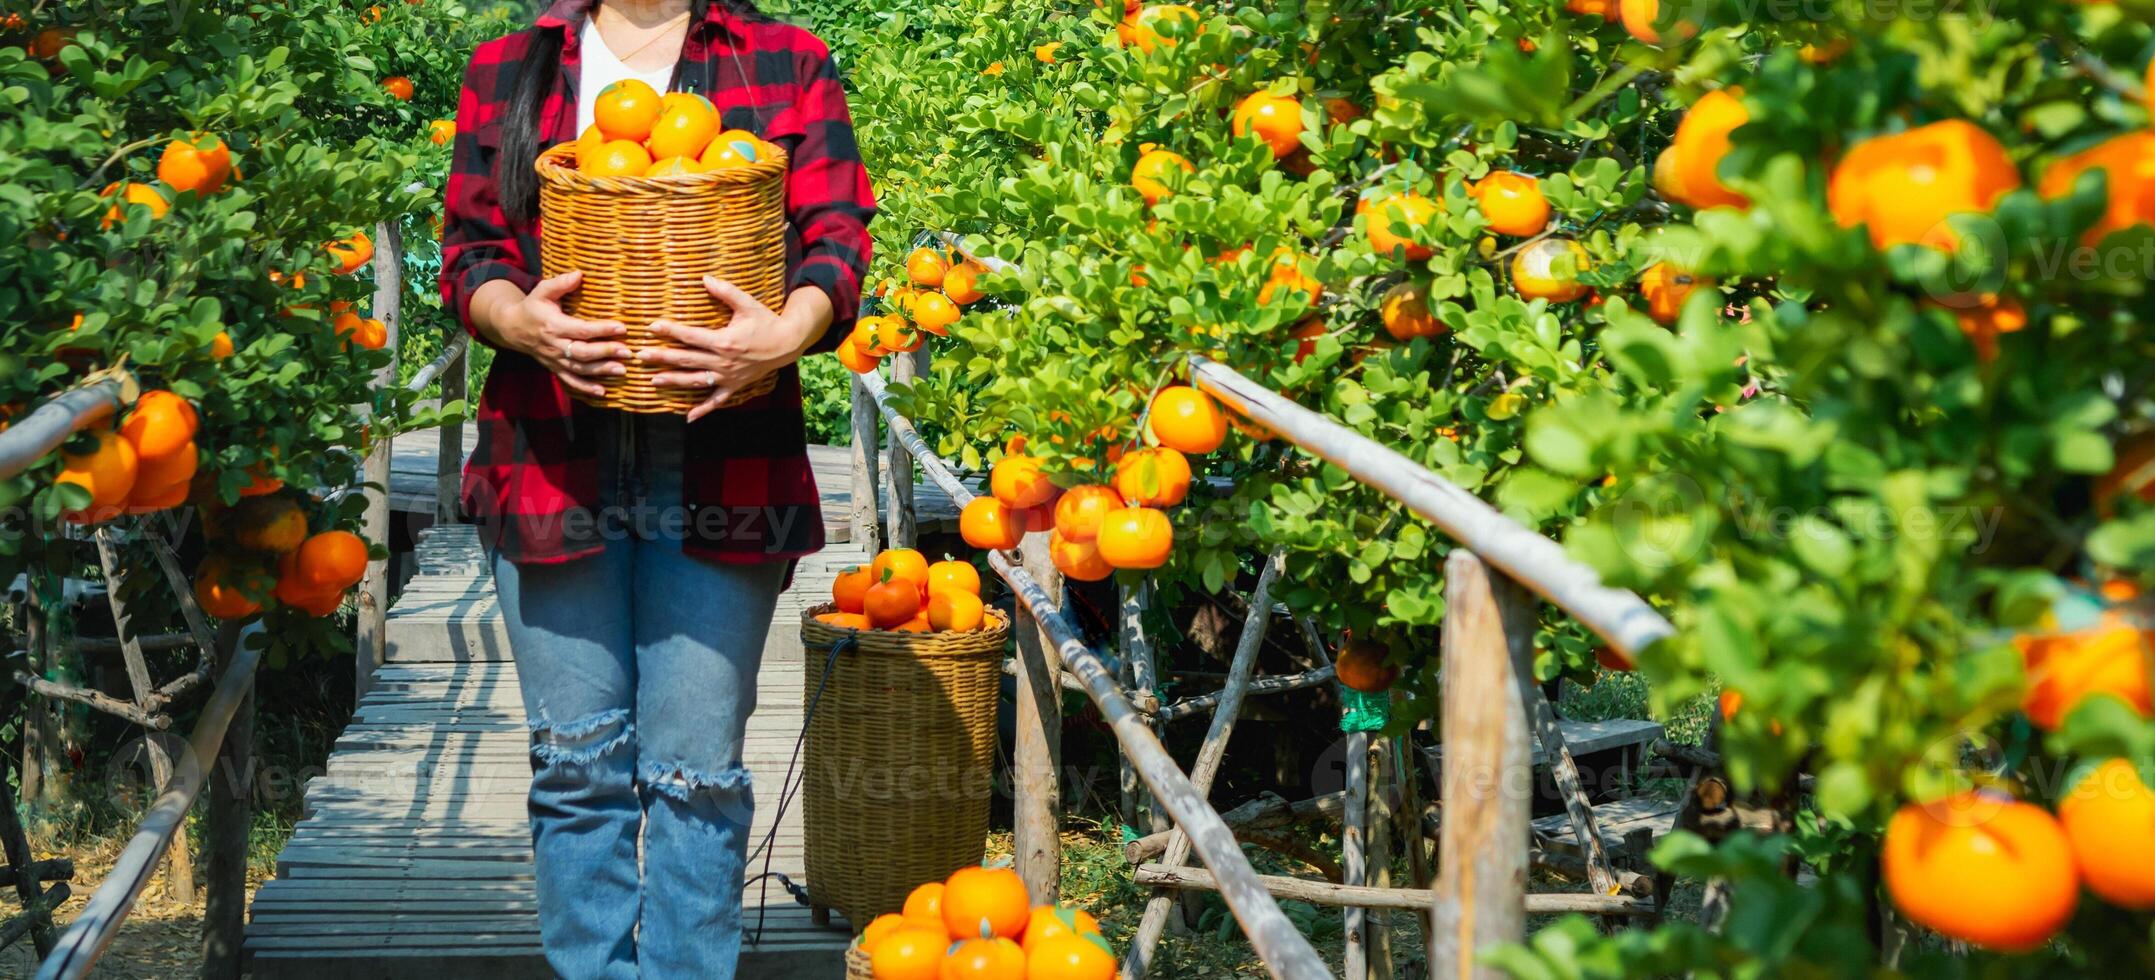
[{"left": 747, "top": 632, "right": 852, "bottom": 945}]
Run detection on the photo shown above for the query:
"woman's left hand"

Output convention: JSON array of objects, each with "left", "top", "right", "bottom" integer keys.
[{"left": 644, "top": 277, "right": 831, "bottom": 422}]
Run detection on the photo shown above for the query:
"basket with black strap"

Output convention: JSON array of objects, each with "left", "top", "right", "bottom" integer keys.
[
  {"left": 534, "top": 141, "right": 788, "bottom": 414},
  {"left": 800, "top": 603, "right": 1009, "bottom": 928}
]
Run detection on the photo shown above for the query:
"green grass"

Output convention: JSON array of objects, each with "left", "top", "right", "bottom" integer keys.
[{"left": 1561, "top": 668, "right": 1719, "bottom": 745}]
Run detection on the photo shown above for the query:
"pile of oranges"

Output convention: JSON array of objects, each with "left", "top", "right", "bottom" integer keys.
[
  {"left": 861, "top": 866, "right": 1114, "bottom": 980},
  {"left": 55, "top": 390, "right": 202, "bottom": 524},
  {"left": 960, "top": 384, "right": 1232, "bottom": 579},
  {"left": 817, "top": 547, "right": 995, "bottom": 634},
  {"left": 838, "top": 246, "right": 988, "bottom": 374},
  {"left": 572, "top": 79, "right": 776, "bottom": 178}
]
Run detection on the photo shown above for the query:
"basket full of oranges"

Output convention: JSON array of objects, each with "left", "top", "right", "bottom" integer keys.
[
  {"left": 801, "top": 548, "right": 1010, "bottom": 927},
  {"left": 536, "top": 79, "right": 788, "bottom": 414},
  {"left": 846, "top": 868, "right": 1117, "bottom": 980}
]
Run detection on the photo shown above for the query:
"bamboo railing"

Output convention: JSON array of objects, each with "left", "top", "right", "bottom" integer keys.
[{"left": 849, "top": 233, "right": 1677, "bottom": 979}]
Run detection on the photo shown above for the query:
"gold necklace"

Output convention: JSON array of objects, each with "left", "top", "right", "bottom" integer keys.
[{"left": 596, "top": 7, "right": 690, "bottom": 65}]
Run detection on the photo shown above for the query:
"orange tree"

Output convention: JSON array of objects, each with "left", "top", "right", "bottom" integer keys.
[
  {"left": 836, "top": 0, "right": 2155, "bottom": 971},
  {"left": 0, "top": 1, "right": 488, "bottom": 665}
]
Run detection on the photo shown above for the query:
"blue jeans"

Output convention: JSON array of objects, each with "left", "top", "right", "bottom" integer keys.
[{"left": 490, "top": 413, "right": 789, "bottom": 980}]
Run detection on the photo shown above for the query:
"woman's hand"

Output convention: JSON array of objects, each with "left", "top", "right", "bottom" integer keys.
[
  {"left": 474, "top": 271, "right": 631, "bottom": 398},
  {"left": 643, "top": 277, "right": 833, "bottom": 422}
]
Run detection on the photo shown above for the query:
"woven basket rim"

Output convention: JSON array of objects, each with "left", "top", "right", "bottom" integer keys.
[
  {"left": 801, "top": 601, "right": 1011, "bottom": 654},
  {"left": 535, "top": 140, "right": 790, "bottom": 190}
]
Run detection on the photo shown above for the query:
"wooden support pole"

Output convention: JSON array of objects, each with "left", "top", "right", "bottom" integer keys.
[
  {"left": 1123, "top": 552, "right": 1285, "bottom": 980},
  {"left": 436, "top": 343, "right": 467, "bottom": 525},
  {"left": 1367, "top": 737, "right": 1396, "bottom": 980},
  {"left": 1119, "top": 582, "right": 1166, "bottom": 835},
  {"left": 1431, "top": 551, "right": 1532, "bottom": 980},
  {"left": 0, "top": 711, "right": 56, "bottom": 956},
  {"left": 22, "top": 600, "right": 56, "bottom": 804},
  {"left": 200, "top": 622, "right": 251, "bottom": 979},
  {"left": 848, "top": 375, "right": 882, "bottom": 550},
  {"left": 1520, "top": 683, "right": 1617, "bottom": 897},
  {"left": 355, "top": 220, "right": 403, "bottom": 698},
  {"left": 1012, "top": 532, "right": 1064, "bottom": 904},
  {"left": 1133, "top": 864, "right": 1656, "bottom": 917},
  {"left": 885, "top": 349, "right": 921, "bottom": 549},
  {"left": 94, "top": 530, "right": 193, "bottom": 904},
  {"left": 1343, "top": 729, "right": 1371, "bottom": 980}
]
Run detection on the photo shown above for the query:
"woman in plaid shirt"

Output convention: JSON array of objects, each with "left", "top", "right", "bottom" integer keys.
[{"left": 440, "top": 0, "right": 873, "bottom": 975}]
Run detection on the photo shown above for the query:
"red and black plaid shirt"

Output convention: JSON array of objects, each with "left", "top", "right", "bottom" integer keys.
[{"left": 442, "top": 0, "right": 874, "bottom": 566}]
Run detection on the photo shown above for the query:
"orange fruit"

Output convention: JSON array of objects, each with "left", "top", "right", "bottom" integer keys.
[
  {"left": 644, "top": 156, "right": 708, "bottom": 177},
  {"left": 1049, "top": 529, "right": 1113, "bottom": 582},
  {"left": 941, "top": 866, "right": 1031, "bottom": 940},
  {"left": 1052, "top": 484, "right": 1123, "bottom": 542},
  {"left": 1095, "top": 506, "right": 1173, "bottom": 569},
  {"left": 961, "top": 497, "right": 1027, "bottom": 551},
  {"left": 928, "top": 589, "right": 987, "bottom": 632},
  {"left": 2038, "top": 132, "right": 2155, "bottom": 246},
  {"left": 699, "top": 129, "right": 766, "bottom": 169},
  {"left": 1130, "top": 148, "right": 1193, "bottom": 205},
  {"left": 1364, "top": 191, "right": 1437, "bottom": 260},
  {"left": 1020, "top": 906, "right": 1102, "bottom": 954},
  {"left": 836, "top": 337, "right": 881, "bottom": 373},
  {"left": 124, "top": 477, "right": 192, "bottom": 515},
  {"left": 1618, "top": 0, "right": 1694, "bottom": 45},
  {"left": 1882, "top": 792, "right": 2078, "bottom": 951},
  {"left": 326, "top": 231, "right": 374, "bottom": 275},
  {"left": 234, "top": 498, "right": 309, "bottom": 554},
  {"left": 593, "top": 78, "right": 663, "bottom": 142},
  {"left": 354, "top": 318, "right": 389, "bottom": 350},
  {"left": 1637, "top": 262, "right": 1710, "bottom": 325},
  {"left": 210, "top": 331, "right": 235, "bottom": 359},
  {"left": 1289, "top": 318, "right": 1326, "bottom": 363},
  {"left": 647, "top": 92, "right": 719, "bottom": 159},
  {"left": 1231, "top": 91, "right": 1305, "bottom": 160},
  {"left": 1129, "top": 4, "right": 1200, "bottom": 53},
  {"left": 121, "top": 391, "right": 200, "bottom": 461},
  {"left": 575, "top": 124, "right": 608, "bottom": 169},
  {"left": 1148, "top": 387, "right": 1226, "bottom": 455},
  {"left": 1948, "top": 294, "right": 2029, "bottom": 362},
  {"left": 584, "top": 139, "right": 654, "bottom": 178},
  {"left": 912, "top": 292, "right": 961, "bottom": 335},
  {"left": 295, "top": 530, "right": 369, "bottom": 592},
  {"left": 943, "top": 262, "right": 987, "bottom": 305},
  {"left": 926, "top": 559, "right": 982, "bottom": 597},
  {"left": 815, "top": 611, "right": 872, "bottom": 630},
  {"left": 905, "top": 247, "right": 951, "bottom": 288},
  {"left": 193, "top": 558, "right": 262, "bottom": 620},
  {"left": 239, "top": 465, "right": 283, "bottom": 497},
  {"left": 859, "top": 913, "right": 908, "bottom": 956},
  {"left": 873, "top": 548, "right": 931, "bottom": 593},
  {"left": 1335, "top": 639, "right": 1399, "bottom": 693},
  {"left": 1035, "top": 41, "right": 1062, "bottom": 63},
  {"left": 1379, "top": 281, "right": 1445, "bottom": 340},
  {"left": 864, "top": 572, "right": 924, "bottom": 628},
  {"left": 274, "top": 551, "right": 342, "bottom": 613},
  {"left": 942, "top": 937, "right": 1026, "bottom": 980},
  {"left": 57, "top": 429, "right": 139, "bottom": 517},
  {"left": 902, "top": 881, "right": 946, "bottom": 921},
  {"left": 1827, "top": 120, "right": 2021, "bottom": 251},
  {"left": 1113, "top": 447, "right": 1190, "bottom": 507},
  {"left": 2057, "top": 758, "right": 2155, "bottom": 909},
  {"left": 100, "top": 182, "right": 170, "bottom": 229},
  {"left": 28, "top": 26, "right": 75, "bottom": 60},
  {"left": 133, "top": 439, "right": 198, "bottom": 495},
  {"left": 896, "top": 615, "right": 933, "bottom": 634},
  {"left": 1664, "top": 89, "right": 1750, "bottom": 210},
  {"left": 991, "top": 454, "right": 1058, "bottom": 509},
  {"left": 832, "top": 564, "right": 875, "bottom": 613},
  {"left": 877, "top": 315, "right": 924, "bottom": 354},
  {"left": 381, "top": 75, "right": 414, "bottom": 101},
  {"left": 1510, "top": 238, "right": 1592, "bottom": 302},
  {"left": 158, "top": 134, "right": 233, "bottom": 196},
  {"left": 1257, "top": 252, "right": 1322, "bottom": 309},
  {"left": 2016, "top": 616, "right": 2152, "bottom": 730},
  {"left": 1025, "top": 933, "right": 1116, "bottom": 980},
  {"left": 868, "top": 924, "right": 947, "bottom": 980},
  {"left": 429, "top": 119, "right": 456, "bottom": 145},
  {"left": 1566, "top": 0, "right": 1615, "bottom": 17},
  {"left": 1471, "top": 171, "right": 1550, "bottom": 237}
]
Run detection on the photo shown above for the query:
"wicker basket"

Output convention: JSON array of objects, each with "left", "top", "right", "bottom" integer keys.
[
  {"left": 534, "top": 141, "right": 788, "bottom": 414},
  {"left": 801, "top": 603, "right": 1009, "bottom": 927},
  {"left": 845, "top": 938, "right": 872, "bottom": 979}
]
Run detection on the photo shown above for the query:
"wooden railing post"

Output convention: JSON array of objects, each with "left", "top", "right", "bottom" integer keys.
[
  {"left": 1342, "top": 729, "right": 1371, "bottom": 979},
  {"left": 884, "top": 349, "right": 922, "bottom": 549},
  {"left": 199, "top": 621, "right": 251, "bottom": 980},
  {"left": 355, "top": 221, "right": 402, "bottom": 697},
  {"left": 1011, "top": 532, "right": 1063, "bottom": 904},
  {"left": 848, "top": 375, "right": 881, "bottom": 550},
  {"left": 435, "top": 343, "right": 466, "bottom": 525},
  {"left": 1431, "top": 551, "right": 1532, "bottom": 980}
]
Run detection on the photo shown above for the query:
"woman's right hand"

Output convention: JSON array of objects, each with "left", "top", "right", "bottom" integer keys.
[{"left": 481, "top": 271, "right": 630, "bottom": 398}]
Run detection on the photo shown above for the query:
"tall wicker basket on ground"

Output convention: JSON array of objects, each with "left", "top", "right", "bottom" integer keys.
[
  {"left": 534, "top": 141, "right": 788, "bottom": 414},
  {"left": 800, "top": 605, "right": 1008, "bottom": 929}
]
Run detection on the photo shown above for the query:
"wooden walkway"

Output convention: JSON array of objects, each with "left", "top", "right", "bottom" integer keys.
[{"left": 245, "top": 523, "right": 873, "bottom": 978}]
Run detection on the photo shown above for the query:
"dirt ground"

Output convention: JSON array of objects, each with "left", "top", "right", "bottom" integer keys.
[{"left": 0, "top": 837, "right": 267, "bottom": 980}]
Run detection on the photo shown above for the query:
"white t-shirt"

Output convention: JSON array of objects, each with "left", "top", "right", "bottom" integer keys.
[{"left": 576, "top": 18, "right": 678, "bottom": 137}]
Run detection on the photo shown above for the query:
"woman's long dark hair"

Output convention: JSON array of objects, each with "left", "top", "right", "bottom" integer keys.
[{"left": 498, "top": 0, "right": 761, "bottom": 223}]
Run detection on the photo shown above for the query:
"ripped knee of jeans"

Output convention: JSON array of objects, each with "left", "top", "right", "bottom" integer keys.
[
  {"left": 639, "top": 759, "right": 753, "bottom": 804},
  {"left": 528, "top": 708, "right": 633, "bottom": 766}
]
